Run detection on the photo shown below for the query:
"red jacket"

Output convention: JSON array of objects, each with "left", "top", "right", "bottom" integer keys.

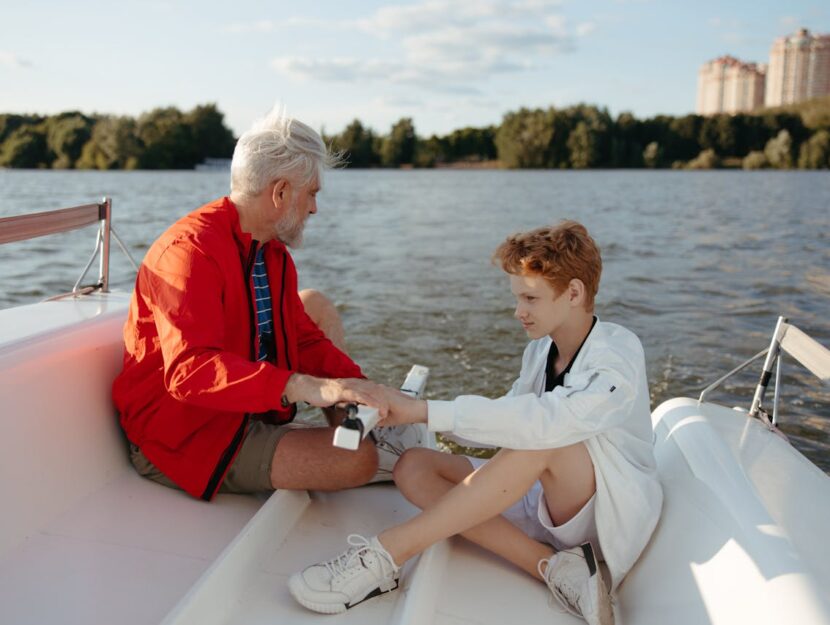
[{"left": 113, "top": 197, "right": 362, "bottom": 500}]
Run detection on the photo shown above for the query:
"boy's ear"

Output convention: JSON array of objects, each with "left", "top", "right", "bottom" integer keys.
[{"left": 568, "top": 279, "right": 586, "bottom": 305}]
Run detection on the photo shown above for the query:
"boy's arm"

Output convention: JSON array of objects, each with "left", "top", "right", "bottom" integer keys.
[{"left": 427, "top": 358, "right": 644, "bottom": 450}]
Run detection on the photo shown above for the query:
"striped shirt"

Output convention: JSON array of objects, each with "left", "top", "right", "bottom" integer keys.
[{"left": 252, "top": 247, "right": 275, "bottom": 362}]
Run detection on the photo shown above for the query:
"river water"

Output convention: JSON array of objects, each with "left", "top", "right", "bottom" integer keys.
[{"left": 1, "top": 169, "right": 829, "bottom": 471}]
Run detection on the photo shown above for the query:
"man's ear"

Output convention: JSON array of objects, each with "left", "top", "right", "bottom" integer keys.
[{"left": 272, "top": 179, "right": 289, "bottom": 207}]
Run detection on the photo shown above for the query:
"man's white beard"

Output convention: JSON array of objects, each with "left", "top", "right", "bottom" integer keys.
[{"left": 274, "top": 209, "right": 306, "bottom": 248}]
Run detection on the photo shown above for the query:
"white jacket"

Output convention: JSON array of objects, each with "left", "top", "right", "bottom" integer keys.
[{"left": 427, "top": 319, "right": 663, "bottom": 591}]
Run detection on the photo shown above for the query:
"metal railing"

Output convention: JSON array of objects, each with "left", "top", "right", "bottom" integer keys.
[
  {"left": 699, "top": 316, "right": 830, "bottom": 427},
  {"left": 0, "top": 197, "right": 138, "bottom": 297}
]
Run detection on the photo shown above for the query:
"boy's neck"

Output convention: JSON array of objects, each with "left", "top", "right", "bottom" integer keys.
[{"left": 550, "top": 311, "right": 595, "bottom": 365}]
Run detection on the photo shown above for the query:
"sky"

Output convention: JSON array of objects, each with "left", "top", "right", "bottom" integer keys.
[{"left": 1, "top": 0, "right": 829, "bottom": 138}]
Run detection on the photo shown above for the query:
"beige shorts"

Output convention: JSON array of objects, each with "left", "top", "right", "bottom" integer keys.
[
  {"left": 467, "top": 456, "right": 603, "bottom": 560},
  {"left": 130, "top": 420, "right": 297, "bottom": 494}
]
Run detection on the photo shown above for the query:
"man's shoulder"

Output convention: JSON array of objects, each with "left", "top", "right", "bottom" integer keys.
[{"left": 146, "top": 198, "right": 236, "bottom": 265}]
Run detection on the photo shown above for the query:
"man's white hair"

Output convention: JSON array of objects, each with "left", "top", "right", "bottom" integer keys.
[{"left": 230, "top": 107, "right": 340, "bottom": 199}]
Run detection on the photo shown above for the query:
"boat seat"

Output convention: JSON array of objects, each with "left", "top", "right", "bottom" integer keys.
[{"left": 0, "top": 295, "right": 264, "bottom": 625}]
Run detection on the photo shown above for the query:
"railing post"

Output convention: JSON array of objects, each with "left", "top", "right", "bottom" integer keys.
[{"left": 98, "top": 197, "right": 112, "bottom": 292}]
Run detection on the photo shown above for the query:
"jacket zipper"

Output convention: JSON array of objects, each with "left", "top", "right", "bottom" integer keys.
[
  {"left": 278, "top": 254, "right": 292, "bottom": 370},
  {"left": 200, "top": 241, "right": 258, "bottom": 500}
]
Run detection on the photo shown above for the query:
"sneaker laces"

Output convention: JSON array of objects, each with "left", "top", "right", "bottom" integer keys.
[
  {"left": 538, "top": 557, "right": 584, "bottom": 619},
  {"left": 374, "top": 426, "right": 422, "bottom": 457},
  {"left": 323, "top": 535, "right": 397, "bottom": 584}
]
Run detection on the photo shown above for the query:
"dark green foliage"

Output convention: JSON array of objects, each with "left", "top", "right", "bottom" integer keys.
[
  {"left": 3, "top": 97, "right": 828, "bottom": 170},
  {"left": 0, "top": 125, "right": 49, "bottom": 168},
  {"left": 46, "top": 114, "right": 94, "bottom": 168},
  {"left": 330, "top": 119, "right": 379, "bottom": 168},
  {"left": 495, "top": 108, "right": 556, "bottom": 168},
  {"left": 136, "top": 107, "right": 196, "bottom": 169},
  {"left": 380, "top": 118, "right": 417, "bottom": 167},
  {"left": 185, "top": 104, "right": 236, "bottom": 160},
  {"left": 77, "top": 116, "right": 142, "bottom": 170},
  {"left": 797, "top": 130, "right": 830, "bottom": 169},
  {"left": 0, "top": 104, "right": 236, "bottom": 170}
]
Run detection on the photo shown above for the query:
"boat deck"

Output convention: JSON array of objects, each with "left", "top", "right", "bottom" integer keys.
[{"left": 3, "top": 294, "right": 830, "bottom": 624}]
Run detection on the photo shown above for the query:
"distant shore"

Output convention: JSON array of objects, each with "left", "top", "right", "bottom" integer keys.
[{"left": 2, "top": 96, "right": 829, "bottom": 171}]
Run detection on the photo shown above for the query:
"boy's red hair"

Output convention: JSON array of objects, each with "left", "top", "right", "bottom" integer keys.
[{"left": 493, "top": 221, "right": 602, "bottom": 311}]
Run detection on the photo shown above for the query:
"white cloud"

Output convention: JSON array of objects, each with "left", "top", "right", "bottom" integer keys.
[
  {"left": 269, "top": 0, "right": 577, "bottom": 94},
  {"left": 576, "top": 22, "right": 596, "bottom": 37},
  {"left": 0, "top": 51, "right": 32, "bottom": 69}
]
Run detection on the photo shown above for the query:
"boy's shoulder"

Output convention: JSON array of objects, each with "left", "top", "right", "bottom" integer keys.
[{"left": 521, "top": 319, "right": 645, "bottom": 365}]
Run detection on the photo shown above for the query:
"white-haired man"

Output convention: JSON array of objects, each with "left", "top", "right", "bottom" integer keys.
[{"left": 113, "top": 110, "right": 403, "bottom": 501}]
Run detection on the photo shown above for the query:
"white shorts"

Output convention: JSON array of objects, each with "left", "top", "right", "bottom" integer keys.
[{"left": 467, "top": 456, "right": 603, "bottom": 560}]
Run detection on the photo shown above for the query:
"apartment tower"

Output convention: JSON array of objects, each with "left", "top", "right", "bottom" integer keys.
[
  {"left": 697, "top": 56, "right": 766, "bottom": 115},
  {"left": 765, "top": 28, "right": 830, "bottom": 106}
]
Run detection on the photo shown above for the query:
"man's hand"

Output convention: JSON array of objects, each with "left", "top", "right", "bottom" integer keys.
[
  {"left": 283, "top": 374, "right": 390, "bottom": 418},
  {"left": 376, "top": 386, "right": 428, "bottom": 427}
]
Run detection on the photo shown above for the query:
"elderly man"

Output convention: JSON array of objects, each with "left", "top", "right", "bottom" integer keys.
[{"left": 113, "top": 109, "right": 405, "bottom": 501}]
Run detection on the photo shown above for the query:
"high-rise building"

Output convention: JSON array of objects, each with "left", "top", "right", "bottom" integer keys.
[
  {"left": 765, "top": 28, "right": 830, "bottom": 107},
  {"left": 697, "top": 56, "right": 766, "bottom": 115}
]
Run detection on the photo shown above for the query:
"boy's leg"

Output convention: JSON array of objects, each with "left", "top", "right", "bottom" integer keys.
[
  {"left": 393, "top": 448, "right": 554, "bottom": 579},
  {"left": 379, "top": 443, "right": 596, "bottom": 568}
]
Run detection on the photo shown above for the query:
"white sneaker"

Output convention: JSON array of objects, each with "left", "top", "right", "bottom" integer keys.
[
  {"left": 369, "top": 424, "right": 429, "bottom": 483},
  {"left": 539, "top": 543, "right": 614, "bottom": 625},
  {"left": 288, "top": 534, "right": 400, "bottom": 614}
]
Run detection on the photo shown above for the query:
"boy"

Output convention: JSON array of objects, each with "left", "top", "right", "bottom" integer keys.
[{"left": 288, "top": 221, "right": 663, "bottom": 625}]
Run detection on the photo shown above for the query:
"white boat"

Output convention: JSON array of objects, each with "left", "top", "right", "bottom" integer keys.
[{"left": 1, "top": 202, "right": 829, "bottom": 625}]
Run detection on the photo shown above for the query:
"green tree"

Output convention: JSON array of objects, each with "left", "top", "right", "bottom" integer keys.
[
  {"left": 742, "top": 151, "right": 769, "bottom": 169},
  {"left": 611, "top": 112, "right": 644, "bottom": 167},
  {"left": 797, "top": 130, "right": 830, "bottom": 169},
  {"left": 0, "top": 125, "right": 48, "bottom": 168},
  {"left": 567, "top": 121, "right": 599, "bottom": 169},
  {"left": 414, "top": 135, "right": 445, "bottom": 168},
  {"left": 685, "top": 148, "right": 721, "bottom": 169},
  {"left": 46, "top": 114, "right": 93, "bottom": 168},
  {"left": 495, "top": 108, "right": 556, "bottom": 168},
  {"left": 136, "top": 107, "right": 196, "bottom": 169},
  {"left": 184, "top": 104, "right": 235, "bottom": 161},
  {"left": 643, "top": 141, "right": 663, "bottom": 168},
  {"left": 380, "top": 118, "right": 417, "bottom": 167},
  {"left": 764, "top": 129, "right": 795, "bottom": 169},
  {"left": 333, "top": 119, "right": 378, "bottom": 167},
  {"left": 76, "top": 116, "right": 141, "bottom": 170}
]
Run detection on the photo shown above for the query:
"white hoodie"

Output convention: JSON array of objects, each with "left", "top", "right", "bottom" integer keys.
[{"left": 427, "top": 319, "right": 663, "bottom": 591}]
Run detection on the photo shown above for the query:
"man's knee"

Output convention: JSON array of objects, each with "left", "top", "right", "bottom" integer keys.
[
  {"left": 299, "top": 289, "right": 346, "bottom": 351},
  {"left": 299, "top": 289, "right": 334, "bottom": 323},
  {"left": 348, "top": 438, "right": 379, "bottom": 486}
]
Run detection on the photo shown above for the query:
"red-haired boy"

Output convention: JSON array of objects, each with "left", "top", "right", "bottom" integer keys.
[{"left": 289, "top": 221, "right": 663, "bottom": 625}]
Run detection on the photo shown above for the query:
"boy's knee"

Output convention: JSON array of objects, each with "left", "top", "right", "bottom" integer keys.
[{"left": 393, "top": 447, "right": 432, "bottom": 490}]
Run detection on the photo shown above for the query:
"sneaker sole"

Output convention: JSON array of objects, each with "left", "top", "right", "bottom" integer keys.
[{"left": 288, "top": 575, "right": 399, "bottom": 614}]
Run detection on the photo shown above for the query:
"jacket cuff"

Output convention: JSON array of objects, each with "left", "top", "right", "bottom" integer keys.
[
  {"left": 427, "top": 400, "right": 454, "bottom": 433},
  {"left": 266, "top": 366, "right": 295, "bottom": 410}
]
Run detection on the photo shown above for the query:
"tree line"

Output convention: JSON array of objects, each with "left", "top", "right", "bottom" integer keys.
[
  {"left": 3, "top": 98, "right": 829, "bottom": 170},
  {"left": 327, "top": 97, "right": 830, "bottom": 170},
  {"left": 0, "top": 104, "right": 235, "bottom": 169}
]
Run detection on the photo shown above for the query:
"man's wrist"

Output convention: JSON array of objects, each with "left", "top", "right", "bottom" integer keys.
[{"left": 282, "top": 373, "right": 311, "bottom": 405}]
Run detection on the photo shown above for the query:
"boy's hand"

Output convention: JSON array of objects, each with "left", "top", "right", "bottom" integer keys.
[{"left": 376, "top": 386, "right": 428, "bottom": 426}]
